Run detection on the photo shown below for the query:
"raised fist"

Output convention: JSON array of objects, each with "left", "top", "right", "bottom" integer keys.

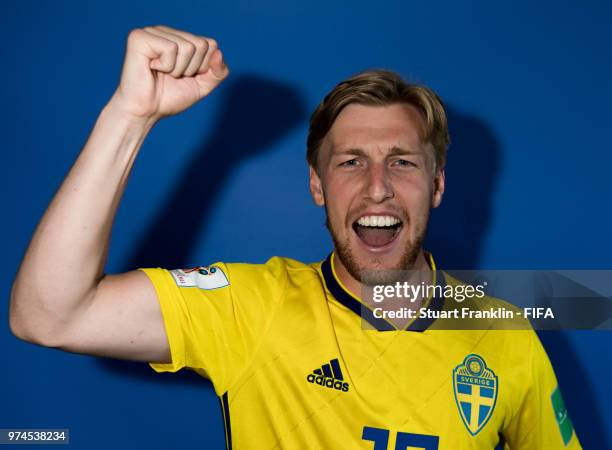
[{"left": 110, "top": 25, "right": 229, "bottom": 121}]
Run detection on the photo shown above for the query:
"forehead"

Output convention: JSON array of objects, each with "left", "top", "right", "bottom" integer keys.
[{"left": 324, "top": 103, "right": 426, "bottom": 152}]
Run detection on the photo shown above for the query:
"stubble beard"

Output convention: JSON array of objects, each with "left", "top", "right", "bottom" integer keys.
[{"left": 325, "top": 208, "right": 429, "bottom": 287}]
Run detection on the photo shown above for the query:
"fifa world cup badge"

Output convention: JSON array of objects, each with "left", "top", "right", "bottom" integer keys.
[{"left": 170, "top": 265, "right": 230, "bottom": 290}]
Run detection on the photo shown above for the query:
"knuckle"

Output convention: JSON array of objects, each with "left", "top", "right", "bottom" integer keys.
[
  {"left": 166, "top": 41, "right": 179, "bottom": 53},
  {"left": 127, "top": 28, "right": 145, "bottom": 43},
  {"left": 183, "top": 41, "right": 196, "bottom": 55},
  {"left": 142, "top": 26, "right": 157, "bottom": 35},
  {"left": 194, "top": 38, "right": 209, "bottom": 53},
  {"left": 207, "top": 38, "right": 218, "bottom": 50}
]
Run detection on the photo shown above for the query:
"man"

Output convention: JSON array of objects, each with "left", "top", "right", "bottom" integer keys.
[{"left": 10, "top": 25, "right": 580, "bottom": 449}]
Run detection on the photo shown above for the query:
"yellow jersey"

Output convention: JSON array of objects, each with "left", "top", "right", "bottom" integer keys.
[{"left": 141, "top": 253, "right": 581, "bottom": 449}]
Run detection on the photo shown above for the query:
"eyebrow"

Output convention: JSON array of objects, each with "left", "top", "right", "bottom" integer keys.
[{"left": 333, "top": 146, "right": 422, "bottom": 157}]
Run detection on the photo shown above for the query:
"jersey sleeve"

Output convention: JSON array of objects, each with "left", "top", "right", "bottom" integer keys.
[
  {"left": 503, "top": 332, "right": 581, "bottom": 449},
  {"left": 139, "top": 257, "right": 288, "bottom": 395}
]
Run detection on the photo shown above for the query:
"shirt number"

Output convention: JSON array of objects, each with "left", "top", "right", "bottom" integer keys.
[{"left": 362, "top": 426, "right": 439, "bottom": 450}]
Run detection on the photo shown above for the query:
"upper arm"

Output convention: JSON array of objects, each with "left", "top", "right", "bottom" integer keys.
[
  {"left": 57, "top": 270, "right": 170, "bottom": 363},
  {"left": 55, "top": 258, "right": 286, "bottom": 393},
  {"left": 143, "top": 261, "right": 286, "bottom": 393}
]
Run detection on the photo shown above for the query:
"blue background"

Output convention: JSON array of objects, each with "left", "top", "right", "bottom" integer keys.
[{"left": 1, "top": 0, "right": 611, "bottom": 448}]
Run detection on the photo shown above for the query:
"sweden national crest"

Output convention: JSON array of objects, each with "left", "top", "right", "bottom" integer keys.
[{"left": 453, "top": 354, "right": 498, "bottom": 435}]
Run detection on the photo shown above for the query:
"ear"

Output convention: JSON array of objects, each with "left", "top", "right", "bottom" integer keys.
[
  {"left": 432, "top": 167, "right": 445, "bottom": 208},
  {"left": 309, "top": 166, "right": 325, "bottom": 206}
]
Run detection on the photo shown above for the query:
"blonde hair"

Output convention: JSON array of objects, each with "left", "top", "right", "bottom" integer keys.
[{"left": 307, "top": 69, "right": 450, "bottom": 172}]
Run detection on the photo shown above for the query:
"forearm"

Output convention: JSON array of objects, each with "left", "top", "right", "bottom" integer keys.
[
  {"left": 10, "top": 98, "right": 156, "bottom": 342},
  {"left": 10, "top": 25, "right": 227, "bottom": 354}
]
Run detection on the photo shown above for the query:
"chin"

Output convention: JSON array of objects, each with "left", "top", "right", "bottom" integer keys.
[
  {"left": 334, "top": 236, "right": 422, "bottom": 286},
  {"left": 356, "top": 251, "right": 404, "bottom": 271}
]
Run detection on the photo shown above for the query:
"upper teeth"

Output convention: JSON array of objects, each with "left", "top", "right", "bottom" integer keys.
[{"left": 357, "top": 216, "right": 401, "bottom": 227}]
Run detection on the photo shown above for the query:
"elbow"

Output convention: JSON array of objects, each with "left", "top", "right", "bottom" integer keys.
[
  {"left": 9, "top": 309, "right": 64, "bottom": 348},
  {"left": 9, "top": 315, "right": 34, "bottom": 343},
  {"left": 9, "top": 293, "right": 41, "bottom": 344},
  {"left": 8, "top": 308, "right": 24, "bottom": 340},
  {"left": 8, "top": 304, "right": 38, "bottom": 344},
  {"left": 9, "top": 285, "right": 29, "bottom": 341},
  {"left": 9, "top": 286, "right": 63, "bottom": 348}
]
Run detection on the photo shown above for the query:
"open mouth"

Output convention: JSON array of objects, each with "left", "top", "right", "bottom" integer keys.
[{"left": 352, "top": 215, "right": 403, "bottom": 248}]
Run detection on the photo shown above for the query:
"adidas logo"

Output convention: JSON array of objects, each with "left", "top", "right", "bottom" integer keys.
[{"left": 306, "top": 358, "right": 350, "bottom": 392}]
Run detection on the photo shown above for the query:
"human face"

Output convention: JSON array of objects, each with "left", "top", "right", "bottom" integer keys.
[{"left": 310, "top": 103, "right": 445, "bottom": 287}]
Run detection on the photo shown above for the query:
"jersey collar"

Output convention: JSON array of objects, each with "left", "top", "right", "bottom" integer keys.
[{"left": 321, "top": 252, "right": 445, "bottom": 332}]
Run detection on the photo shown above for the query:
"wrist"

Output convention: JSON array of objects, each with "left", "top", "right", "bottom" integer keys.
[
  {"left": 104, "top": 93, "right": 161, "bottom": 130},
  {"left": 82, "top": 96, "right": 158, "bottom": 164}
]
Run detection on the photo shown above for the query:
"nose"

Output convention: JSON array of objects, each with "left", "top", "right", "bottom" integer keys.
[{"left": 364, "top": 163, "right": 393, "bottom": 203}]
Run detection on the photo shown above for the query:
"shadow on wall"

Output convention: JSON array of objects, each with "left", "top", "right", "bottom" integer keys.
[
  {"left": 428, "top": 107, "right": 609, "bottom": 449},
  {"left": 539, "top": 331, "right": 610, "bottom": 449},
  {"left": 97, "top": 74, "right": 306, "bottom": 379},
  {"left": 126, "top": 73, "right": 308, "bottom": 270},
  {"left": 425, "top": 107, "right": 499, "bottom": 269}
]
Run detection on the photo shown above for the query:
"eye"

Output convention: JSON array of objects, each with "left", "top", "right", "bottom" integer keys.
[
  {"left": 393, "top": 159, "right": 417, "bottom": 168},
  {"left": 339, "top": 158, "right": 359, "bottom": 167}
]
